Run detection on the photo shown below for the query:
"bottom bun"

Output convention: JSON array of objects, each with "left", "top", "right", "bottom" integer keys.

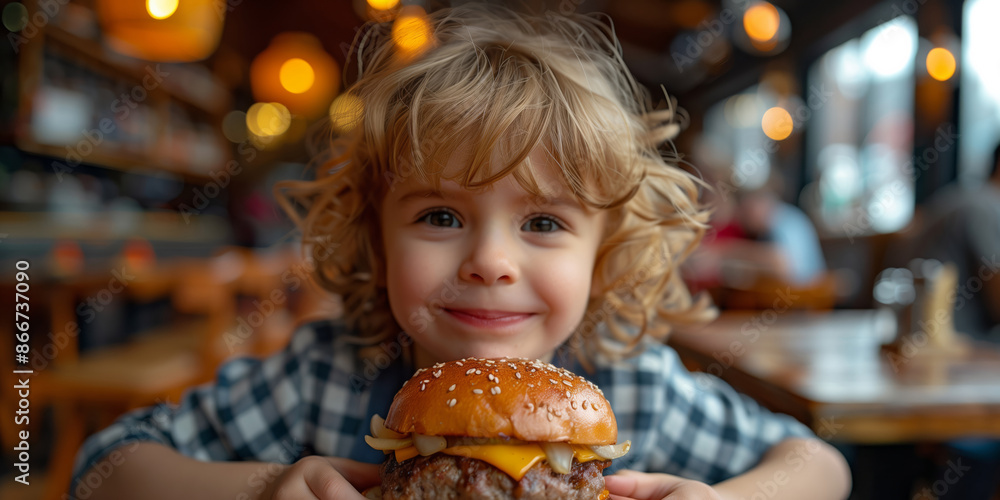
[{"left": 380, "top": 453, "right": 609, "bottom": 499}]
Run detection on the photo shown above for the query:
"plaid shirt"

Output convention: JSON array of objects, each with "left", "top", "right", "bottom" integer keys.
[{"left": 71, "top": 320, "right": 812, "bottom": 496}]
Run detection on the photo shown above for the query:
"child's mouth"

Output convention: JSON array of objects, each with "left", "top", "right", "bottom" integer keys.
[{"left": 444, "top": 308, "right": 534, "bottom": 328}]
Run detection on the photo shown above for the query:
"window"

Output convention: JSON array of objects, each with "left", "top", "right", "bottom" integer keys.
[{"left": 803, "top": 16, "right": 917, "bottom": 235}]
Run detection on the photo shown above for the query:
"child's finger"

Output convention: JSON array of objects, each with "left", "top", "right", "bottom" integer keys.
[
  {"left": 604, "top": 471, "right": 688, "bottom": 500},
  {"left": 303, "top": 461, "right": 369, "bottom": 500},
  {"left": 324, "top": 457, "right": 381, "bottom": 490}
]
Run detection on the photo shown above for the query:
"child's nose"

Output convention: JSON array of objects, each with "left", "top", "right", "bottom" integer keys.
[{"left": 458, "top": 232, "right": 520, "bottom": 286}]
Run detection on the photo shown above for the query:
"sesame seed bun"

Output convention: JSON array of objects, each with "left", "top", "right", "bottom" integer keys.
[{"left": 384, "top": 357, "right": 617, "bottom": 445}]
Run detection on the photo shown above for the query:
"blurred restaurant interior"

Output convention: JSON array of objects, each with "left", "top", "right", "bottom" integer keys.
[{"left": 1, "top": 0, "right": 999, "bottom": 498}]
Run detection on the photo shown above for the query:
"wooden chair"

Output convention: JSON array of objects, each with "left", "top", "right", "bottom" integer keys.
[{"left": 39, "top": 249, "right": 244, "bottom": 500}]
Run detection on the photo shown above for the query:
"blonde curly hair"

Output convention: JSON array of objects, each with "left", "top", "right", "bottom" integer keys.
[{"left": 276, "top": 3, "right": 715, "bottom": 367}]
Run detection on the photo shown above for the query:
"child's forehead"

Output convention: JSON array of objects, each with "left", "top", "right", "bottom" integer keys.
[{"left": 407, "top": 143, "right": 574, "bottom": 199}]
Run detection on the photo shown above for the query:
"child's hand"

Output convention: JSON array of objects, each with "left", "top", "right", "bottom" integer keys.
[
  {"left": 605, "top": 470, "right": 724, "bottom": 500},
  {"left": 260, "top": 456, "right": 380, "bottom": 499}
]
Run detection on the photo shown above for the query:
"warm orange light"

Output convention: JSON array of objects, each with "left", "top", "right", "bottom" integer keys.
[
  {"left": 762, "top": 107, "right": 793, "bottom": 140},
  {"left": 744, "top": 2, "right": 780, "bottom": 42},
  {"left": 51, "top": 240, "right": 84, "bottom": 276},
  {"left": 367, "top": 0, "right": 400, "bottom": 10},
  {"left": 393, "top": 6, "right": 432, "bottom": 53},
  {"left": 97, "top": 0, "right": 224, "bottom": 62},
  {"left": 330, "top": 94, "right": 364, "bottom": 133},
  {"left": 926, "top": 47, "right": 956, "bottom": 81},
  {"left": 146, "top": 0, "right": 178, "bottom": 19},
  {"left": 251, "top": 33, "right": 340, "bottom": 118},
  {"left": 123, "top": 238, "right": 156, "bottom": 272},
  {"left": 279, "top": 58, "right": 315, "bottom": 94}
]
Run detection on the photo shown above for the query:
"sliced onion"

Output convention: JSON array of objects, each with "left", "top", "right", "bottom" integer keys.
[
  {"left": 589, "top": 441, "right": 631, "bottom": 460},
  {"left": 542, "top": 442, "right": 575, "bottom": 474},
  {"left": 370, "top": 414, "right": 406, "bottom": 440},
  {"left": 412, "top": 433, "right": 448, "bottom": 456},
  {"left": 364, "top": 435, "right": 413, "bottom": 451}
]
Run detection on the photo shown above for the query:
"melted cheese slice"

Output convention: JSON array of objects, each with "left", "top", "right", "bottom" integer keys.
[{"left": 392, "top": 443, "right": 604, "bottom": 481}]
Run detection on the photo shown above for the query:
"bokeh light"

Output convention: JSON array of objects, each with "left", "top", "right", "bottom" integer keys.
[
  {"left": 98, "top": 0, "right": 224, "bottom": 62},
  {"left": 330, "top": 94, "right": 365, "bottom": 134},
  {"left": 146, "top": 0, "right": 179, "bottom": 20},
  {"left": 250, "top": 32, "right": 339, "bottom": 118},
  {"left": 393, "top": 6, "right": 432, "bottom": 53},
  {"left": 744, "top": 2, "right": 780, "bottom": 43},
  {"left": 367, "top": 0, "right": 400, "bottom": 10},
  {"left": 2, "top": 3, "right": 28, "bottom": 32},
  {"left": 761, "top": 106, "right": 793, "bottom": 140},
  {"left": 222, "top": 110, "right": 249, "bottom": 143},
  {"left": 247, "top": 102, "right": 292, "bottom": 138},
  {"left": 926, "top": 47, "right": 956, "bottom": 81},
  {"left": 279, "top": 58, "right": 315, "bottom": 94}
]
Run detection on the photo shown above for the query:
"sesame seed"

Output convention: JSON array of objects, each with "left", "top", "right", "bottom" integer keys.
[
  {"left": 448, "top": 399, "right": 457, "bottom": 407},
  {"left": 515, "top": 372, "right": 521, "bottom": 379},
  {"left": 549, "top": 379, "right": 558, "bottom": 385},
  {"left": 448, "top": 384, "right": 456, "bottom": 392},
  {"left": 528, "top": 383, "right": 534, "bottom": 388},
  {"left": 571, "top": 401, "right": 578, "bottom": 409},
  {"left": 475, "top": 370, "right": 482, "bottom": 375},
  {"left": 473, "top": 389, "right": 483, "bottom": 394},
  {"left": 421, "top": 384, "right": 426, "bottom": 391},
  {"left": 422, "top": 379, "right": 430, "bottom": 384},
  {"left": 562, "top": 380, "right": 572, "bottom": 387},
  {"left": 566, "top": 390, "right": 571, "bottom": 398},
  {"left": 492, "top": 386, "right": 501, "bottom": 395},
  {"left": 433, "top": 370, "right": 442, "bottom": 378},
  {"left": 508, "top": 363, "right": 517, "bottom": 370},
  {"left": 528, "top": 403, "right": 535, "bottom": 411},
  {"left": 546, "top": 413, "right": 554, "bottom": 421},
  {"left": 488, "top": 374, "right": 495, "bottom": 382},
  {"left": 466, "top": 369, "right": 476, "bottom": 375},
  {"left": 582, "top": 400, "right": 588, "bottom": 410},
  {"left": 455, "top": 361, "right": 463, "bottom": 367}
]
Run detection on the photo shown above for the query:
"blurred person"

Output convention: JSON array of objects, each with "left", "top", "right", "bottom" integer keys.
[
  {"left": 686, "top": 172, "right": 826, "bottom": 295},
  {"left": 905, "top": 142, "right": 1000, "bottom": 500},
  {"left": 69, "top": 5, "right": 850, "bottom": 500},
  {"left": 907, "top": 141, "right": 1000, "bottom": 344}
]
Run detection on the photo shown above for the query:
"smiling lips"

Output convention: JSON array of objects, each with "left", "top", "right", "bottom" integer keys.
[{"left": 444, "top": 308, "right": 534, "bottom": 328}]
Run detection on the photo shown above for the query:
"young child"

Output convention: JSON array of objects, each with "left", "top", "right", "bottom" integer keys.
[{"left": 72, "top": 4, "right": 850, "bottom": 499}]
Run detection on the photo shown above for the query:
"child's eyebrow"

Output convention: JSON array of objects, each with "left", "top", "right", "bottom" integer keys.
[{"left": 397, "top": 187, "right": 582, "bottom": 210}]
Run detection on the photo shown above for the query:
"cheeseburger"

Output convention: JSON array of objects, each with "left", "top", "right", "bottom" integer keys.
[{"left": 365, "top": 357, "right": 629, "bottom": 499}]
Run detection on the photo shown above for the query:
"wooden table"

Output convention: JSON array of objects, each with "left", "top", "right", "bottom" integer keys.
[{"left": 668, "top": 310, "right": 1000, "bottom": 444}]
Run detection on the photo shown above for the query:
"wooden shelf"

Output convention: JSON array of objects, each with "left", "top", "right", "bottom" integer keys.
[
  {"left": 0, "top": 211, "right": 233, "bottom": 243},
  {"left": 14, "top": 12, "right": 234, "bottom": 182}
]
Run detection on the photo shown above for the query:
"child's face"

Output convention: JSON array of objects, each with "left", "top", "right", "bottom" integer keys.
[{"left": 380, "top": 149, "right": 607, "bottom": 367}]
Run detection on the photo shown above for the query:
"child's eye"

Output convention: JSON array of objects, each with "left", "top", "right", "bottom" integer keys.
[
  {"left": 521, "top": 215, "right": 564, "bottom": 233},
  {"left": 419, "top": 209, "right": 462, "bottom": 228}
]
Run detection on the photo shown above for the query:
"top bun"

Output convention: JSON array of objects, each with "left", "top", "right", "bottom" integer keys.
[{"left": 384, "top": 357, "right": 617, "bottom": 445}]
